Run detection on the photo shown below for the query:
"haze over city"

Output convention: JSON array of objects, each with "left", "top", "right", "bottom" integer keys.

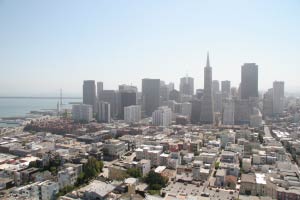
[{"left": 0, "top": 0, "right": 299, "bottom": 96}]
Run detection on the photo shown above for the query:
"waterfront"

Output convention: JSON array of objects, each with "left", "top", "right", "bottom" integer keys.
[{"left": 0, "top": 97, "right": 81, "bottom": 118}]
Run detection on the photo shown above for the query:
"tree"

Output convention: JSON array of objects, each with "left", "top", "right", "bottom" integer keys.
[
  {"left": 84, "top": 157, "right": 103, "bottom": 180},
  {"left": 145, "top": 171, "right": 168, "bottom": 190},
  {"left": 127, "top": 168, "right": 142, "bottom": 178}
]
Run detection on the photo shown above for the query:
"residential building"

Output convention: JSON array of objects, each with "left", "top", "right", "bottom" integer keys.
[
  {"left": 124, "top": 105, "right": 141, "bottom": 123},
  {"left": 72, "top": 104, "right": 93, "bottom": 122},
  {"left": 152, "top": 106, "right": 172, "bottom": 126}
]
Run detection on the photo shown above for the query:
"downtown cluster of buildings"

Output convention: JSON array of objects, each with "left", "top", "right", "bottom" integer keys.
[{"left": 73, "top": 54, "right": 285, "bottom": 128}]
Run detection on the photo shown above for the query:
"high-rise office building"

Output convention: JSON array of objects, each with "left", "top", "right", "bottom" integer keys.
[
  {"left": 196, "top": 89, "right": 204, "bottom": 100},
  {"left": 124, "top": 105, "right": 141, "bottom": 123},
  {"left": 96, "top": 101, "right": 111, "bottom": 123},
  {"left": 214, "top": 92, "right": 223, "bottom": 113},
  {"left": 241, "top": 63, "right": 258, "bottom": 100},
  {"left": 200, "top": 53, "right": 215, "bottom": 124},
  {"left": 152, "top": 106, "right": 172, "bottom": 126},
  {"left": 72, "top": 104, "right": 93, "bottom": 122},
  {"left": 222, "top": 99, "right": 234, "bottom": 125},
  {"left": 119, "top": 91, "right": 136, "bottom": 119},
  {"left": 221, "top": 80, "right": 231, "bottom": 98},
  {"left": 191, "top": 99, "right": 201, "bottom": 124},
  {"left": 234, "top": 99, "right": 251, "bottom": 125},
  {"left": 212, "top": 80, "right": 220, "bottom": 94},
  {"left": 97, "top": 81, "right": 103, "bottom": 99},
  {"left": 119, "top": 84, "right": 138, "bottom": 93},
  {"left": 273, "top": 81, "right": 284, "bottom": 115},
  {"left": 180, "top": 76, "right": 194, "bottom": 96},
  {"left": 169, "top": 89, "right": 181, "bottom": 102},
  {"left": 83, "top": 80, "right": 96, "bottom": 111},
  {"left": 263, "top": 89, "right": 273, "bottom": 118},
  {"left": 142, "top": 78, "right": 160, "bottom": 116},
  {"left": 99, "top": 90, "right": 118, "bottom": 118},
  {"left": 160, "top": 81, "right": 171, "bottom": 102},
  {"left": 180, "top": 102, "right": 192, "bottom": 119}
]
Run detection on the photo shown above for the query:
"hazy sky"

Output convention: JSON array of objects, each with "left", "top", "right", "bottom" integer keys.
[{"left": 0, "top": 0, "right": 299, "bottom": 96}]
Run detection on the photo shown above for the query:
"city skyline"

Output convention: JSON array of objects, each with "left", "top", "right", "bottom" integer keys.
[{"left": 1, "top": 0, "right": 300, "bottom": 96}]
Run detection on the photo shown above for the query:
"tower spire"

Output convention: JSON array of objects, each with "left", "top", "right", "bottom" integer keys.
[{"left": 206, "top": 52, "right": 210, "bottom": 67}]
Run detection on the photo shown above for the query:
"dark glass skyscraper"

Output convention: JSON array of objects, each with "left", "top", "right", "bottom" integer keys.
[
  {"left": 142, "top": 78, "right": 160, "bottom": 116},
  {"left": 241, "top": 63, "right": 258, "bottom": 100},
  {"left": 119, "top": 91, "right": 137, "bottom": 119}
]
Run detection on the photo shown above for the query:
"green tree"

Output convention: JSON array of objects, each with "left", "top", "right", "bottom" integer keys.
[
  {"left": 145, "top": 171, "right": 168, "bottom": 190},
  {"left": 82, "top": 157, "right": 104, "bottom": 181},
  {"left": 127, "top": 168, "right": 142, "bottom": 178}
]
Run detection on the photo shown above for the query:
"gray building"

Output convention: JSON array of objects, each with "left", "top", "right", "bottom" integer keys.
[
  {"left": 200, "top": 53, "right": 215, "bottom": 124},
  {"left": 72, "top": 104, "right": 93, "bottom": 122},
  {"left": 212, "top": 80, "right": 220, "bottom": 94},
  {"left": 221, "top": 80, "right": 231, "bottom": 98},
  {"left": 191, "top": 99, "right": 201, "bottom": 124},
  {"left": 98, "top": 90, "right": 118, "bottom": 118},
  {"left": 263, "top": 88, "right": 273, "bottom": 118},
  {"left": 119, "top": 91, "right": 136, "bottom": 119},
  {"left": 96, "top": 101, "right": 111, "bottom": 123},
  {"left": 234, "top": 99, "right": 251, "bottom": 125},
  {"left": 97, "top": 81, "right": 103, "bottom": 100},
  {"left": 83, "top": 80, "right": 96, "bottom": 111},
  {"left": 142, "top": 78, "right": 160, "bottom": 116},
  {"left": 180, "top": 76, "right": 194, "bottom": 96},
  {"left": 273, "top": 81, "right": 284, "bottom": 115},
  {"left": 241, "top": 63, "right": 258, "bottom": 100}
]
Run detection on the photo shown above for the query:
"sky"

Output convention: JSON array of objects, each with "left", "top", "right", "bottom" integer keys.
[{"left": 0, "top": 0, "right": 299, "bottom": 97}]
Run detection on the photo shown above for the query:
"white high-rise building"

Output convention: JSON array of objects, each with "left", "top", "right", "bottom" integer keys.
[
  {"left": 152, "top": 106, "right": 172, "bottom": 126},
  {"left": 124, "top": 105, "right": 141, "bottom": 123},
  {"left": 72, "top": 104, "right": 93, "bottom": 122},
  {"left": 273, "top": 81, "right": 284, "bottom": 115},
  {"left": 97, "top": 101, "right": 111, "bottom": 123},
  {"left": 223, "top": 99, "right": 234, "bottom": 125}
]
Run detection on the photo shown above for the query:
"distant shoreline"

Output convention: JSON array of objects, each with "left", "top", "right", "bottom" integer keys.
[{"left": 0, "top": 97, "right": 82, "bottom": 99}]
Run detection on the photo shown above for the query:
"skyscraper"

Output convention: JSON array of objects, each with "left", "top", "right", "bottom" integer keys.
[
  {"left": 273, "top": 81, "right": 285, "bottom": 115},
  {"left": 83, "top": 80, "right": 96, "bottom": 112},
  {"left": 212, "top": 80, "right": 220, "bottom": 94},
  {"left": 221, "top": 80, "right": 231, "bottom": 98},
  {"left": 142, "top": 78, "right": 160, "bottom": 116},
  {"left": 263, "top": 88, "right": 273, "bottom": 118},
  {"left": 241, "top": 63, "right": 258, "bottom": 100},
  {"left": 222, "top": 99, "right": 234, "bottom": 125},
  {"left": 97, "top": 81, "right": 103, "bottom": 100},
  {"left": 99, "top": 90, "right": 118, "bottom": 118},
  {"left": 180, "top": 76, "right": 194, "bottom": 96},
  {"left": 200, "top": 53, "right": 215, "bottom": 124},
  {"left": 119, "top": 91, "right": 137, "bottom": 119}
]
